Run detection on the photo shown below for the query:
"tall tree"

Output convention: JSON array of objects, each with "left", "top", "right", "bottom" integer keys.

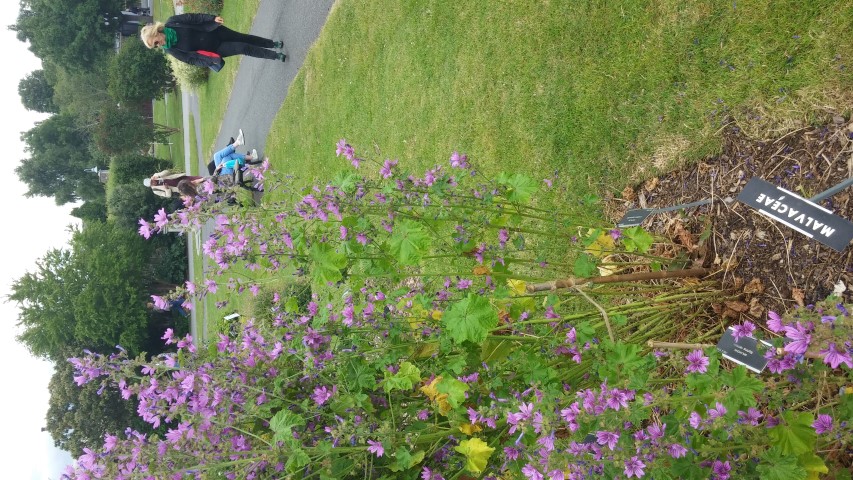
[
  {"left": 108, "top": 38, "right": 175, "bottom": 103},
  {"left": 94, "top": 106, "right": 177, "bottom": 155},
  {"left": 10, "top": 249, "right": 83, "bottom": 360},
  {"left": 9, "top": 222, "right": 156, "bottom": 361},
  {"left": 50, "top": 61, "right": 111, "bottom": 126},
  {"left": 18, "top": 69, "right": 58, "bottom": 113},
  {"left": 12, "top": 0, "right": 124, "bottom": 70},
  {"left": 106, "top": 182, "right": 170, "bottom": 230},
  {"left": 45, "top": 355, "right": 148, "bottom": 457},
  {"left": 16, "top": 113, "right": 104, "bottom": 205},
  {"left": 70, "top": 200, "right": 107, "bottom": 222}
]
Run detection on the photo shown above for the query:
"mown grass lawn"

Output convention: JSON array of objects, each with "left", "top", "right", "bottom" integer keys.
[
  {"left": 152, "top": 91, "right": 185, "bottom": 168},
  {"left": 264, "top": 0, "right": 852, "bottom": 207},
  {"left": 193, "top": 0, "right": 853, "bottom": 338}
]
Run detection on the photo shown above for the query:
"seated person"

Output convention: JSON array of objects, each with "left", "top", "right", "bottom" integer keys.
[{"left": 211, "top": 129, "right": 263, "bottom": 189}]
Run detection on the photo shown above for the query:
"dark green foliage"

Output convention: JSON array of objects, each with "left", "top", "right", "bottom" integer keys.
[
  {"left": 11, "top": 249, "right": 83, "bottom": 359},
  {"left": 148, "top": 237, "right": 188, "bottom": 285},
  {"left": 13, "top": 0, "right": 124, "bottom": 70},
  {"left": 70, "top": 200, "right": 107, "bottom": 222},
  {"left": 106, "top": 182, "right": 170, "bottom": 230},
  {"left": 95, "top": 107, "right": 178, "bottom": 155},
  {"left": 108, "top": 39, "right": 175, "bottom": 103},
  {"left": 110, "top": 153, "right": 172, "bottom": 184},
  {"left": 50, "top": 62, "right": 111, "bottom": 126},
  {"left": 9, "top": 222, "right": 157, "bottom": 361},
  {"left": 95, "top": 106, "right": 155, "bottom": 155},
  {"left": 18, "top": 69, "right": 58, "bottom": 113},
  {"left": 182, "top": 0, "right": 223, "bottom": 13},
  {"left": 16, "top": 113, "right": 104, "bottom": 205},
  {"left": 45, "top": 354, "right": 151, "bottom": 457},
  {"left": 168, "top": 57, "right": 209, "bottom": 90}
]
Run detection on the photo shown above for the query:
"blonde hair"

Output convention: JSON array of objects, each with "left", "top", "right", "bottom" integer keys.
[{"left": 140, "top": 22, "right": 165, "bottom": 49}]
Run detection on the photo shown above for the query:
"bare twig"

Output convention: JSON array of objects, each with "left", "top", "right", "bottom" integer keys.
[
  {"left": 574, "top": 286, "right": 615, "bottom": 343},
  {"left": 647, "top": 341, "right": 714, "bottom": 350}
]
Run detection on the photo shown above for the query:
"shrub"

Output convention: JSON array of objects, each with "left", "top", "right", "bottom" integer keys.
[{"left": 168, "top": 57, "right": 209, "bottom": 91}]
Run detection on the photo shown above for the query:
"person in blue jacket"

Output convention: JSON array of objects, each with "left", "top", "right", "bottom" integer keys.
[
  {"left": 140, "top": 13, "right": 285, "bottom": 71},
  {"left": 212, "top": 130, "right": 263, "bottom": 189}
]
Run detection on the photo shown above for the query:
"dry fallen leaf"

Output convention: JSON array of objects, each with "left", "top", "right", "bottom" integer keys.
[
  {"left": 644, "top": 177, "right": 659, "bottom": 192},
  {"left": 792, "top": 288, "right": 805, "bottom": 307},
  {"left": 743, "top": 278, "right": 765, "bottom": 295},
  {"left": 748, "top": 297, "right": 764, "bottom": 317},
  {"left": 621, "top": 185, "right": 637, "bottom": 201},
  {"left": 724, "top": 300, "right": 749, "bottom": 313}
]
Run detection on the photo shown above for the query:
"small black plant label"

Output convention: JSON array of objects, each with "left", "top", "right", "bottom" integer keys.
[
  {"left": 616, "top": 209, "right": 653, "bottom": 228},
  {"left": 737, "top": 178, "right": 853, "bottom": 252},
  {"left": 716, "top": 327, "right": 772, "bottom": 373}
]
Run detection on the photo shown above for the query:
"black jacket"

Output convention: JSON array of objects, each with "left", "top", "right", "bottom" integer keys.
[{"left": 163, "top": 13, "right": 225, "bottom": 72}]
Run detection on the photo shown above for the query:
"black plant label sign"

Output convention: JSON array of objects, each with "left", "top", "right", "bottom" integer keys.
[
  {"left": 716, "top": 327, "right": 773, "bottom": 373},
  {"left": 737, "top": 178, "right": 853, "bottom": 252}
]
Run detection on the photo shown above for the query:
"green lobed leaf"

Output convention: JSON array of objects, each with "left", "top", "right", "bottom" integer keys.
[
  {"left": 436, "top": 376, "right": 469, "bottom": 408},
  {"left": 388, "top": 220, "right": 432, "bottom": 266},
  {"left": 621, "top": 226, "right": 654, "bottom": 253},
  {"left": 573, "top": 253, "right": 598, "bottom": 277},
  {"left": 502, "top": 173, "right": 538, "bottom": 202},
  {"left": 270, "top": 409, "right": 306, "bottom": 443},
  {"left": 721, "top": 366, "right": 764, "bottom": 409},
  {"left": 286, "top": 448, "right": 311, "bottom": 474},
  {"left": 308, "top": 242, "right": 347, "bottom": 285},
  {"left": 383, "top": 361, "right": 421, "bottom": 393},
  {"left": 757, "top": 447, "right": 807, "bottom": 480},
  {"left": 388, "top": 447, "right": 426, "bottom": 472},
  {"left": 768, "top": 411, "right": 817, "bottom": 456},
  {"left": 442, "top": 294, "right": 499, "bottom": 345}
]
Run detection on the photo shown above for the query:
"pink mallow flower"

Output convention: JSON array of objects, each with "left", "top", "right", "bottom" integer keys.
[
  {"left": 685, "top": 349, "right": 709, "bottom": 374},
  {"left": 813, "top": 414, "right": 833, "bottom": 434},
  {"left": 819, "top": 343, "right": 853, "bottom": 369},
  {"left": 366, "top": 439, "right": 384, "bottom": 457},
  {"left": 623, "top": 456, "right": 646, "bottom": 478}
]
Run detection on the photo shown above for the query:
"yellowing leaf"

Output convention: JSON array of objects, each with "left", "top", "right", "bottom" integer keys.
[
  {"left": 420, "top": 376, "right": 452, "bottom": 415},
  {"left": 585, "top": 229, "right": 614, "bottom": 258},
  {"left": 420, "top": 376, "right": 441, "bottom": 401},
  {"left": 798, "top": 452, "right": 828, "bottom": 476},
  {"left": 507, "top": 279, "right": 527, "bottom": 296},
  {"left": 412, "top": 341, "right": 439, "bottom": 359},
  {"left": 459, "top": 423, "right": 483, "bottom": 435},
  {"left": 454, "top": 438, "right": 495, "bottom": 474}
]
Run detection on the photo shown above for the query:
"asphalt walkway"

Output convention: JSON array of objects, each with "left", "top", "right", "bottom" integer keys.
[{"left": 181, "top": 0, "right": 336, "bottom": 343}]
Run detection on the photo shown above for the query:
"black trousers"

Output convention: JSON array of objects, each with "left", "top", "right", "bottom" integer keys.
[{"left": 213, "top": 27, "right": 277, "bottom": 60}]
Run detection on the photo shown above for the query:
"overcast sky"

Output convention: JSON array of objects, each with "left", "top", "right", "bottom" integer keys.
[{"left": 0, "top": 2, "right": 80, "bottom": 478}]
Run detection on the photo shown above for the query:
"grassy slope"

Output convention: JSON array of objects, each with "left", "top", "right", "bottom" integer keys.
[{"left": 266, "top": 0, "right": 852, "bottom": 204}]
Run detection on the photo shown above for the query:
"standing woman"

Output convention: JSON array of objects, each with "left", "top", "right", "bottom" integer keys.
[{"left": 140, "top": 13, "right": 285, "bottom": 72}]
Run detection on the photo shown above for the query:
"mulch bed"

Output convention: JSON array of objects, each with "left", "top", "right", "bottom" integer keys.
[{"left": 608, "top": 118, "right": 853, "bottom": 318}]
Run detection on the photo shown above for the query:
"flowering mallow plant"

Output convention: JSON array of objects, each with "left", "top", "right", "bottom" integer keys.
[{"left": 60, "top": 144, "right": 851, "bottom": 478}]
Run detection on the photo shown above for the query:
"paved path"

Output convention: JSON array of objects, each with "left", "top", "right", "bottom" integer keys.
[{"left": 181, "top": 0, "right": 336, "bottom": 344}]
